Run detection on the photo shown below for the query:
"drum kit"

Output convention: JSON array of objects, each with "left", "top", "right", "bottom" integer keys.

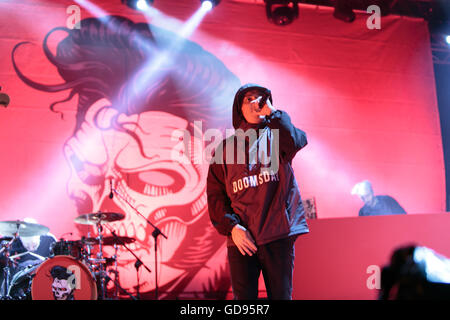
[{"left": 0, "top": 212, "right": 138, "bottom": 300}]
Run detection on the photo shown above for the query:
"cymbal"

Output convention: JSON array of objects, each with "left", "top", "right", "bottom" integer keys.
[
  {"left": 84, "top": 236, "right": 136, "bottom": 246},
  {"left": 0, "top": 220, "right": 49, "bottom": 237},
  {"left": 74, "top": 212, "right": 125, "bottom": 225}
]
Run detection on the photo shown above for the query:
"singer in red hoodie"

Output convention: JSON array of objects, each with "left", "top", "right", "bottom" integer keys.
[{"left": 207, "top": 83, "right": 309, "bottom": 300}]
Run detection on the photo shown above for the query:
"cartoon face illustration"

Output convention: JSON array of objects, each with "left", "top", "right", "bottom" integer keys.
[
  {"left": 13, "top": 15, "right": 240, "bottom": 298},
  {"left": 63, "top": 99, "right": 208, "bottom": 293}
]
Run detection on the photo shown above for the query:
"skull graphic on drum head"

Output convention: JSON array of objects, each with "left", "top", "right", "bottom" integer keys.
[{"left": 50, "top": 266, "right": 75, "bottom": 300}]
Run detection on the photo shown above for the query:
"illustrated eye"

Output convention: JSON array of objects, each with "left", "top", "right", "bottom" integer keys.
[{"left": 126, "top": 169, "right": 185, "bottom": 196}]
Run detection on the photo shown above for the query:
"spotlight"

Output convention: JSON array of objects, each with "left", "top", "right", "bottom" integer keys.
[
  {"left": 0, "top": 86, "right": 10, "bottom": 108},
  {"left": 265, "top": 0, "right": 299, "bottom": 26},
  {"left": 136, "top": 0, "right": 150, "bottom": 11},
  {"left": 333, "top": 0, "right": 355, "bottom": 23},
  {"left": 200, "top": 0, "right": 220, "bottom": 11},
  {"left": 121, "top": 0, "right": 153, "bottom": 11},
  {"left": 446, "top": 35, "right": 450, "bottom": 45}
]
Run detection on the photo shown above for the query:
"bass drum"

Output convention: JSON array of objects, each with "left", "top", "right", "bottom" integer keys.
[{"left": 31, "top": 255, "right": 97, "bottom": 300}]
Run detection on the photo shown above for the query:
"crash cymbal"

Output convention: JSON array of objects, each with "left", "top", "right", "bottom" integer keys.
[
  {"left": 0, "top": 220, "right": 49, "bottom": 237},
  {"left": 84, "top": 236, "right": 136, "bottom": 246},
  {"left": 74, "top": 212, "right": 125, "bottom": 225}
]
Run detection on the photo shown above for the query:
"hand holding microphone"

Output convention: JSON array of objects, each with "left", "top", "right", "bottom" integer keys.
[{"left": 251, "top": 95, "right": 276, "bottom": 118}]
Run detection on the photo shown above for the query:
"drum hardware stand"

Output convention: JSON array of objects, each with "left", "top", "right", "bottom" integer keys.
[
  {"left": 113, "top": 242, "right": 119, "bottom": 299},
  {"left": 103, "top": 224, "right": 147, "bottom": 300},
  {"left": 92, "top": 219, "right": 107, "bottom": 300},
  {"left": 0, "top": 223, "right": 20, "bottom": 300},
  {"left": 105, "top": 242, "right": 137, "bottom": 300},
  {"left": 0, "top": 240, "right": 13, "bottom": 299},
  {"left": 81, "top": 234, "right": 94, "bottom": 275},
  {"left": 111, "top": 187, "right": 167, "bottom": 300}
]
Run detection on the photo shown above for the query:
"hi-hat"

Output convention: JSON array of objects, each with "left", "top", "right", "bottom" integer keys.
[
  {"left": 0, "top": 220, "right": 49, "bottom": 237},
  {"left": 74, "top": 212, "right": 125, "bottom": 225}
]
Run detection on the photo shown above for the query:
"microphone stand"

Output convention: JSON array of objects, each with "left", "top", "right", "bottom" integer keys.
[
  {"left": 112, "top": 187, "right": 167, "bottom": 300},
  {"left": 135, "top": 260, "right": 142, "bottom": 300},
  {"left": 105, "top": 274, "right": 138, "bottom": 301}
]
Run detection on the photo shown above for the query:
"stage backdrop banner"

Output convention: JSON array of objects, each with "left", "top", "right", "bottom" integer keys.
[{"left": 0, "top": 0, "right": 444, "bottom": 299}]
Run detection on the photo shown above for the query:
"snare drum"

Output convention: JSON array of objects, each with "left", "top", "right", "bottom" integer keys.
[
  {"left": 50, "top": 240, "right": 84, "bottom": 259},
  {"left": 31, "top": 255, "right": 97, "bottom": 300}
]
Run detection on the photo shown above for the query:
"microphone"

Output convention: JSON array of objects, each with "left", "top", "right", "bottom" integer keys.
[
  {"left": 251, "top": 96, "right": 266, "bottom": 111},
  {"left": 258, "top": 94, "right": 268, "bottom": 110},
  {"left": 109, "top": 179, "right": 114, "bottom": 199}
]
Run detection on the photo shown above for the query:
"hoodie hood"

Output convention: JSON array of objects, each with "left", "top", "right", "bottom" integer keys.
[{"left": 232, "top": 83, "right": 273, "bottom": 129}]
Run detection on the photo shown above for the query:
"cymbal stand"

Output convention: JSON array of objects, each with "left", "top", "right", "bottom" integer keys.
[
  {"left": 81, "top": 235, "right": 94, "bottom": 275},
  {"left": 112, "top": 187, "right": 167, "bottom": 300},
  {"left": 103, "top": 224, "right": 148, "bottom": 300},
  {"left": 0, "top": 224, "right": 19, "bottom": 300},
  {"left": 95, "top": 221, "right": 107, "bottom": 300},
  {"left": 0, "top": 239, "right": 13, "bottom": 299},
  {"left": 113, "top": 243, "right": 119, "bottom": 299}
]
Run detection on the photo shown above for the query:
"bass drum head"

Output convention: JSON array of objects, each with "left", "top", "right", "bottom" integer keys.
[{"left": 31, "top": 255, "right": 97, "bottom": 300}]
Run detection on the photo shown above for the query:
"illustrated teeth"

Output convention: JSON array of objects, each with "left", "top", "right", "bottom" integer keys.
[
  {"left": 154, "top": 208, "right": 167, "bottom": 221},
  {"left": 191, "top": 193, "right": 207, "bottom": 216},
  {"left": 119, "top": 223, "right": 126, "bottom": 237},
  {"left": 143, "top": 184, "right": 173, "bottom": 197},
  {"left": 127, "top": 223, "right": 136, "bottom": 238},
  {"left": 137, "top": 224, "right": 146, "bottom": 242}
]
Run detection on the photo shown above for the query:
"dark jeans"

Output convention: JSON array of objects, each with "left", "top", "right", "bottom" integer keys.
[{"left": 227, "top": 235, "right": 297, "bottom": 300}]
